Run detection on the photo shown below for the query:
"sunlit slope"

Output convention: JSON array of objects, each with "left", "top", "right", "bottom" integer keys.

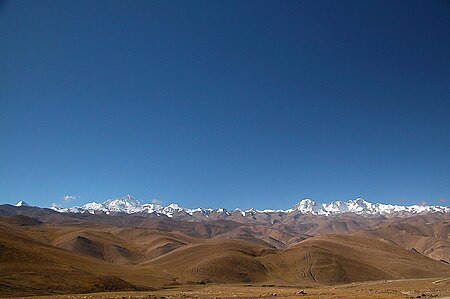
[
  {"left": 0, "top": 222, "right": 176, "bottom": 297},
  {"left": 262, "top": 234, "right": 450, "bottom": 284},
  {"left": 140, "top": 239, "right": 270, "bottom": 283}
]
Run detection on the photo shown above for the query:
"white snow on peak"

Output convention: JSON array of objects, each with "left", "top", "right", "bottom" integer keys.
[
  {"left": 289, "top": 197, "right": 450, "bottom": 216},
  {"left": 234, "top": 208, "right": 246, "bottom": 216},
  {"left": 161, "top": 203, "right": 185, "bottom": 218},
  {"left": 51, "top": 195, "right": 450, "bottom": 217},
  {"left": 15, "top": 201, "right": 29, "bottom": 207},
  {"left": 288, "top": 198, "right": 323, "bottom": 214},
  {"left": 103, "top": 195, "right": 141, "bottom": 213}
]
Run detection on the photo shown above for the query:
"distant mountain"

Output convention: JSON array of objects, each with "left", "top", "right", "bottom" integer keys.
[
  {"left": 51, "top": 195, "right": 450, "bottom": 218},
  {"left": 15, "top": 201, "right": 29, "bottom": 207},
  {"left": 288, "top": 197, "right": 449, "bottom": 215},
  {"left": 2, "top": 201, "right": 450, "bottom": 297}
]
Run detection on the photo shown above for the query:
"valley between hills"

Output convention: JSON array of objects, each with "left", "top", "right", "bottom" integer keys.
[{"left": 1, "top": 198, "right": 449, "bottom": 298}]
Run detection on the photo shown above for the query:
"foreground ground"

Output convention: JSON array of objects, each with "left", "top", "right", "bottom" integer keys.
[{"left": 12, "top": 278, "right": 450, "bottom": 299}]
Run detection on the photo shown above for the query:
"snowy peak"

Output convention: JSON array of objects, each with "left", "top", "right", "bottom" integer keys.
[
  {"left": 290, "top": 197, "right": 449, "bottom": 216},
  {"left": 15, "top": 201, "right": 29, "bottom": 207},
  {"left": 51, "top": 195, "right": 450, "bottom": 217},
  {"left": 291, "top": 198, "right": 319, "bottom": 213},
  {"left": 103, "top": 195, "right": 142, "bottom": 213},
  {"left": 290, "top": 198, "right": 375, "bottom": 215}
]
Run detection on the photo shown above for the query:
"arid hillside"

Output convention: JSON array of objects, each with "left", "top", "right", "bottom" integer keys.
[{"left": 0, "top": 204, "right": 449, "bottom": 297}]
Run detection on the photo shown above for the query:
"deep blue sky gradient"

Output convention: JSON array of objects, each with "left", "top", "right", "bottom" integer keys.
[{"left": 1, "top": 0, "right": 449, "bottom": 209}]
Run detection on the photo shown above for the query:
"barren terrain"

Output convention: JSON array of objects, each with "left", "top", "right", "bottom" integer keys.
[{"left": 1, "top": 204, "right": 449, "bottom": 298}]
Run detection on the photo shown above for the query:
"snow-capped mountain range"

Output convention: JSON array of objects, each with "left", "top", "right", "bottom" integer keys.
[{"left": 50, "top": 195, "right": 450, "bottom": 217}]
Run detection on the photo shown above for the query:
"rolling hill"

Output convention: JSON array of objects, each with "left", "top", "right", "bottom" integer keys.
[{"left": 0, "top": 202, "right": 449, "bottom": 297}]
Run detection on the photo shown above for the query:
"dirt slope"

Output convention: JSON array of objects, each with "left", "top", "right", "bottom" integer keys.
[
  {"left": 261, "top": 234, "right": 450, "bottom": 284},
  {"left": 1, "top": 211, "right": 449, "bottom": 297}
]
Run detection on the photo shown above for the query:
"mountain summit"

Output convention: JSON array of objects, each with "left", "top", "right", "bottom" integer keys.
[{"left": 51, "top": 195, "right": 450, "bottom": 218}]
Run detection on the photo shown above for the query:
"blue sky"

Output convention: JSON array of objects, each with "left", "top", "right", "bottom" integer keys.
[{"left": 1, "top": 0, "right": 449, "bottom": 209}]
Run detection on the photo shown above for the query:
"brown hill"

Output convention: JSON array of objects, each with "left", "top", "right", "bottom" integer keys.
[
  {"left": 262, "top": 234, "right": 450, "bottom": 284},
  {"left": 0, "top": 221, "right": 180, "bottom": 297},
  {"left": 0, "top": 214, "right": 42, "bottom": 226},
  {"left": 0, "top": 222, "right": 144, "bottom": 297},
  {"left": 354, "top": 215, "right": 450, "bottom": 263},
  {"left": 1, "top": 208, "right": 449, "bottom": 298},
  {"left": 140, "top": 239, "right": 269, "bottom": 284}
]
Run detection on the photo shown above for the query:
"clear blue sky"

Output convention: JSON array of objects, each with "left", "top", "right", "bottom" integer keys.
[{"left": 1, "top": 0, "right": 449, "bottom": 209}]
